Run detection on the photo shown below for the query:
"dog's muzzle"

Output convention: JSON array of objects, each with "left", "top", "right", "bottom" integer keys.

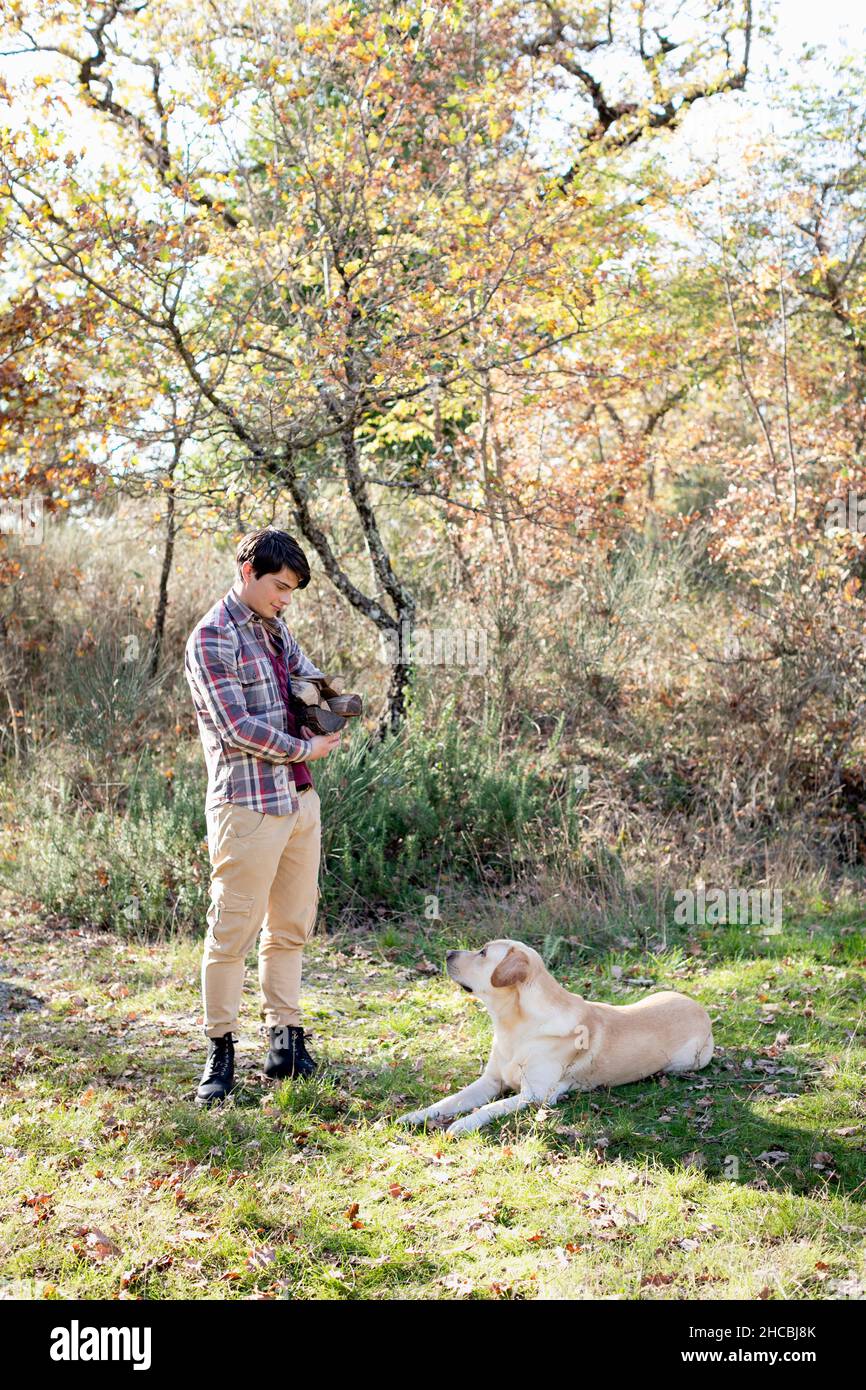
[{"left": 446, "top": 951, "right": 473, "bottom": 993}]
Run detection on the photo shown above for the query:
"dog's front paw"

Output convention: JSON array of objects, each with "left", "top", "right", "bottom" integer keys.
[
  {"left": 395, "top": 1109, "right": 428, "bottom": 1127},
  {"left": 444, "top": 1116, "right": 474, "bottom": 1137}
]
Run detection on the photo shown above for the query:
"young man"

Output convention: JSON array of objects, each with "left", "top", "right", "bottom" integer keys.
[{"left": 184, "top": 528, "right": 342, "bottom": 1105}]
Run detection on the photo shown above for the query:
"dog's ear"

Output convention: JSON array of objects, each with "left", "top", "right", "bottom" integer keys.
[{"left": 490, "top": 947, "right": 531, "bottom": 989}]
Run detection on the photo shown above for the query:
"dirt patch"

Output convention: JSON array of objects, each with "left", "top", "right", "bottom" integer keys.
[{"left": 0, "top": 980, "right": 44, "bottom": 1016}]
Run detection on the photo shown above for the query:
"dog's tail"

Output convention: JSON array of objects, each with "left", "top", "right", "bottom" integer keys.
[{"left": 695, "top": 1029, "right": 714, "bottom": 1069}]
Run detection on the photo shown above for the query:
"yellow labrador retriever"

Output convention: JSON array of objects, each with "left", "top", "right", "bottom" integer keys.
[{"left": 396, "top": 939, "right": 713, "bottom": 1137}]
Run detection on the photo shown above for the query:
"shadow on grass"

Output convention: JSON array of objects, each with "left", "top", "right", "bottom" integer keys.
[
  {"left": 348, "top": 1048, "right": 866, "bottom": 1202},
  {"left": 4, "top": 995, "right": 865, "bottom": 1208}
]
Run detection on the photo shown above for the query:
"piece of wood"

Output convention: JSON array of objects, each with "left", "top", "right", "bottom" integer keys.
[
  {"left": 327, "top": 693, "right": 362, "bottom": 718},
  {"left": 318, "top": 676, "right": 345, "bottom": 698},
  {"left": 292, "top": 679, "right": 321, "bottom": 705}
]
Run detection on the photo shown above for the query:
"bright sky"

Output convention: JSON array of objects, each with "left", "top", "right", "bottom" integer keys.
[
  {"left": 761, "top": 0, "right": 862, "bottom": 55},
  {"left": 680, "top": 0, "right": 866, "bottom": 148},
  {"left": 0, "top": 0, "right": 861, "bottom": 491},
  {"left": 2, "top": 0, "right": 863, "bottom": 152},
  {"left": 0, "top": 1, "right": 862, "bottom": 274}
]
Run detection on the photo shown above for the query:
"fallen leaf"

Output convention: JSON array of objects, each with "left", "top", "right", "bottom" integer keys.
[
  {"left": 71, "top": 1227, "right": 121, "bottom": 1261},
  {"left": 246, "top": 1246, "right": 277, "bottom": 1271},
  {"left": 120, "top": 1254, "right": 173, "bottom": 1288}
]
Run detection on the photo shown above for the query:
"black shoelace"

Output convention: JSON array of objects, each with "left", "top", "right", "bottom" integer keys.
[{"left": 204, "top": 1038, "right": 233, "bottom": 1080}]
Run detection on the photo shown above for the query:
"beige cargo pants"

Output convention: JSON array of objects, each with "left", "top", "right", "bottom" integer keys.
[{"left": 201, "top": 786, "right": 321, "bottom": 1038}]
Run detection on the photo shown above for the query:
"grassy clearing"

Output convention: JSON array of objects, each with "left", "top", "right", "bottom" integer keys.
[{"left": 1, "top": 890, "right": 865, "bottom": 1301}]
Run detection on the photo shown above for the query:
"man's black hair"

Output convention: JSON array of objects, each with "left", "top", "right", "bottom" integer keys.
[{"left": 235, "top": 528, "right": 311, "bottom": 588}]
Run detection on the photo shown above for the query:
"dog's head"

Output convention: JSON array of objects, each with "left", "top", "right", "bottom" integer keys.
[{"left": 445, "top": 939, "right": 542, "bottom": 999}]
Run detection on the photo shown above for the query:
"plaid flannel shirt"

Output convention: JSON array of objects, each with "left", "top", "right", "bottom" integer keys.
[{"left": 185, "top": 586, "right": 326, "bottom": 815}]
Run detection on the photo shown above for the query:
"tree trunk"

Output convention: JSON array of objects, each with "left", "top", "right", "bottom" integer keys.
[
  {"left": 0, "top": 610, "right": 24, "bottom": 769},
  {"left": 148, "top": 470, "right": 176, "bottom": 678},
  {"left": 379, "top": 640, "right": 414, "bottom": 739},
  {"left": 272, "top": 441, "right": 416, "bottom": 735}
]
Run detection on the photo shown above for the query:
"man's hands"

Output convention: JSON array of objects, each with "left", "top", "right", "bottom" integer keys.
[{"left": 302, "top": 726, "right": 342, "bottom": 760}]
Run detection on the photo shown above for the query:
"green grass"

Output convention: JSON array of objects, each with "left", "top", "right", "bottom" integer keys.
[
  {"left": 1, "top": 891, "right": 865, "bottom": 1300},
  {"left": 0, "top": 698, "right": 580, "bottom": 934}
]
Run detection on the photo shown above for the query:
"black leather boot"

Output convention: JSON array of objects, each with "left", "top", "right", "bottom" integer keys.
[
  {"left": 195, "top": 1032, "right": 235, "bottom": 1106},
  {"left": 263, "top": 1025, "right": 318, "bottom": 1080}
]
